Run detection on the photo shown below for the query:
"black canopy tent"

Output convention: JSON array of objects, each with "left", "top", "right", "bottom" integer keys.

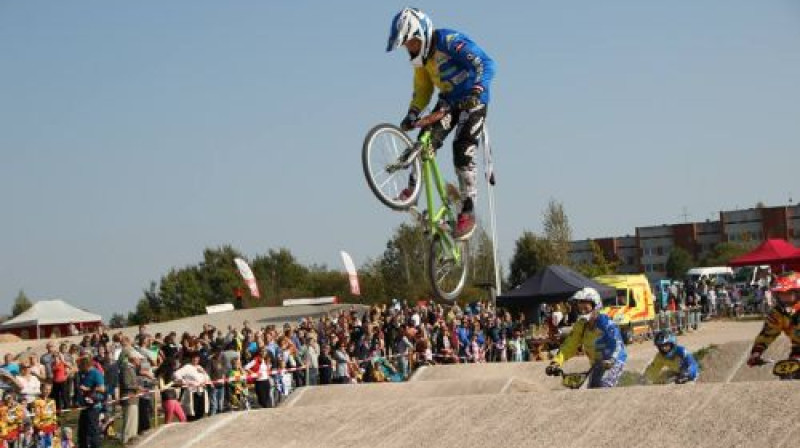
[{"left": 497, "top": 265, "right": 615, "bottom": 325}]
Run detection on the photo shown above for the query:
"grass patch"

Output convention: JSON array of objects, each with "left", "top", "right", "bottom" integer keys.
[
  {"left": 617, "top": 371, "right": 645, "bottom": 387},
  {"left": 693, "top": 344, "right": 718, "bottom": 368}
]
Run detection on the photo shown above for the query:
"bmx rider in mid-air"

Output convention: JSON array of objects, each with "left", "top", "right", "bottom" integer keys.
[{"left": 385, "top": 7, "right": 496, "bottom": 241}]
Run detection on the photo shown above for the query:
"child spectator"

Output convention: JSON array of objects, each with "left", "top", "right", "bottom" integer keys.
[
  {"left": 466, "top": 334, "right": 484, "bottom": 363},
  {"left": 33, "top": 383, "right": 60, "bottom": 448},
  {"left": 508, "top": 329, "right": 528, "bottom": 362},
  {"left": 227, "top": 358, "right": 250, "bottom": 411},
  {"left": 60, "top": 427, "right": 74, "bottom": 448},
  {"left": 3, "top": 393, "right": 25, "bottom": 448}
]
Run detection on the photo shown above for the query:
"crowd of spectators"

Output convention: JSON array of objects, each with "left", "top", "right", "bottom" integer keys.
[
  {"left": 2, "top": 285, "right": 770, "bottom": 446},
  {"left": 665, "top": 279, "right": 773, "bottom": 321},
  {"left": 1, "top": 300, "right": 537, "bottom": 446}
]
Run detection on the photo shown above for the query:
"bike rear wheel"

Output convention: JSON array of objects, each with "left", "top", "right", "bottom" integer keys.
[
  {"left": 362, "top": 123, "right": 422, "bottom": 210},
  {"left": 428, "top": 235, "right": 469, "bottom": 301}
]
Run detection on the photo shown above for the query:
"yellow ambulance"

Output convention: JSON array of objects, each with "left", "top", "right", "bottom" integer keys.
[{"left": 593, "top": 274, "right": 657, "bottom": 344}]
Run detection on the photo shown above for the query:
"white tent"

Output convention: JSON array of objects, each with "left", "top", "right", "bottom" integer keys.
[{"left": 0, "top": 299, "right": 102, "bottom": 339}]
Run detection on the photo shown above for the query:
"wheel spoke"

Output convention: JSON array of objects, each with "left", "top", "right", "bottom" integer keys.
[
  {"left": 363, "top": 125, "right": 418, "bottom": 210},
  {"left": 375, "top": 170, "right": 402, "bottom": 191}
]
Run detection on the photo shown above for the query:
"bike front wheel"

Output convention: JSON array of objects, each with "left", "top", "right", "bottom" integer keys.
[
  {"left": 362, "top": 123, "right": 422, "bottom": 211},
  {"left": 428, "top": 235, "right": 470, "bottom": 301}
]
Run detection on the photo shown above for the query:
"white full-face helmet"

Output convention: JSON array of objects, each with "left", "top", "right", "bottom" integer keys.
[
  {"left": 571, "top": 287, "right": 603, "bottom": 320},
  {"left": 386, "top": 7, "right": 434, "bottom": 67}
]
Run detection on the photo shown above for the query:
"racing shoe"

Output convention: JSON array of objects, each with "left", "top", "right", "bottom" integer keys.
[
  {"left": 453, "top": 212, "right": 476, "bottom": 241},
  {"left": 396, "top": 188, "right": 413, "bottom": 202}
]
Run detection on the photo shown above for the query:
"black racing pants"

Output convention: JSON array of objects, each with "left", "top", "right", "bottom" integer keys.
[
  {"left": 423, "top": 104, "right": 488, "bottom": 212},
  {"left": 78, "top": 406, "right": 101, "bottom": 448}
]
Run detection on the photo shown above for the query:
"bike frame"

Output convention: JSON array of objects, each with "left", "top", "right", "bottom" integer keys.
[{"left": 417, "top": 130, "right": 463, "bottom": 261}]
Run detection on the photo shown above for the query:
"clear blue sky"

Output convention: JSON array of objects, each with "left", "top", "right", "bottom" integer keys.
[{"left": 2, "top": 1, "right": 799, "bottom": 319}]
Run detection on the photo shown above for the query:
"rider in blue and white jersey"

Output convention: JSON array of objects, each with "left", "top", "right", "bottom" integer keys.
[
  {"left": 644, "top": 330, "right": 699, "bottom": 384},
  {"left": 386, "top": 7, "right": 496, "bottom": 241}
]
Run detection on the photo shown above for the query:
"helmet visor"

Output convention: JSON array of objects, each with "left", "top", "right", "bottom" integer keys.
[
  {"left": 386, "top": 12, "right": 406, "bottom": 52},
  {"left": 657, "top": 343, "right": 674, "bottom": 355}
]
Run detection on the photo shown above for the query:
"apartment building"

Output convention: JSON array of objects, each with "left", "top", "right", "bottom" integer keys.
[
  {"left": 569, "top": 203, "right": 800, "bottom": 283},
  {"left": 722, "top": 205, "right": 800, "bottom": 247},
  {"left": 570, "top": 236, "right": 639, "bottom": 273}
]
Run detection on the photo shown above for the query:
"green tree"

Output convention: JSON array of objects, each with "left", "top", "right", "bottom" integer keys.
[
  {"left": 197, "top": 246, "right": 245, "bottom": 306},
  {"left": 666, "top": 247, "right": 695, "bottom": 279},
  {"left": 251, "top": 248, "right": 311, "bottom": 305},
  {"left": 469, "top": 225, "right": 500, "bottom": 287},
  {"left": 306, "top": 267, "right": 351, "bottom": 302},
  {"left": 457, "top": 225, "right": 498, "bottom": 303},
  {"left": 109, "top": 313, "right": 127, "bottom": 329},
  {"left": 129, "top": 246, "right": 250, "bottom": 322},
  {"left": 576, "top": 241, "right": 619, "bottom": 278},
  {"left": 700, "top": 242, "right": 750, "bottom": 267},
  {"left": 357, "top": 258, "right": 390, "bottom": 304},
  {"left": 377, "top": 223, "right": 429, "bottom": 302},
  {"left": 11, "top": 290, "right": 32, "bottom": 317},
  {"left": 159, "top": 266, "right": 208, "bottom": 319},
  {"left": 508, "top": 231, "right": 550, "bottom": 288},
  {"left": 543, "top": 199, "right": 572, "bottom": 266}
]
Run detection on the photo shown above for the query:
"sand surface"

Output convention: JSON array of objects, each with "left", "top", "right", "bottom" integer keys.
[{"left": 132, "top": 319, "right": 800, "bottom": 448}]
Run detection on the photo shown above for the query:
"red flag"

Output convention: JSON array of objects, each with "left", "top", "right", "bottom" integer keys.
[
  {"left": 340, "top": 251, "right": 360, "bottom": 296},
  {"left": 234, "top": 258, "right": 260, "bottom": 298}
]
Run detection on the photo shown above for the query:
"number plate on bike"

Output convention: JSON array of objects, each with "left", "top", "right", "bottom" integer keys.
[{"left": 773, "top": 359, "right": 800, "bottom": 377}]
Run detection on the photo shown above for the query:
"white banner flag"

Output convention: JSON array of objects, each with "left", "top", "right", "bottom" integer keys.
[
  {"left": 340, "top": 251, "right": 361, "bottom": 296},
  {"left": 234, "top": 258, "right": 260, "bottom": 298}
]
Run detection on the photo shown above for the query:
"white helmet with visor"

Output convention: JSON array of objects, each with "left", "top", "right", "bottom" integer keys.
[{"left": 386, "top": 7, "right": 434, "bottom": 67}]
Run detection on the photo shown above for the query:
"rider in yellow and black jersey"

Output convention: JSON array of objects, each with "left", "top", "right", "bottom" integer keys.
[{"left": 747, "top": 272, "right": 800, "bottom": 366}]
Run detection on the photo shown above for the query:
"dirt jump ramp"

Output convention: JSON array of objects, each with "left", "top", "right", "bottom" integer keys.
[
  {"left": 134, "top": 380, "right": 800, "bottom": 448},
  {"left": 283, "top": 376, "right": 545, "bottom": 408}
]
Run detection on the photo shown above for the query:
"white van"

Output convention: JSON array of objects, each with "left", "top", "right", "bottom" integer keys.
[{"left": 686, "top": 266, "right": 734, "bottom": 285}]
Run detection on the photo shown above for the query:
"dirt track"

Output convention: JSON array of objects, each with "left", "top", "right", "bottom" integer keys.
[{"left": 133, "top": 319, "right": 799, "bottom": 448}]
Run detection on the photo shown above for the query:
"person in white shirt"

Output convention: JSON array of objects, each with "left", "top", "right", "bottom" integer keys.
[
  {"left": 708, "top": 288, "right": 717, "bottom": 317},
  {"left": 244, "top": 350, "right": 273, "bottom": 408},
  {"left": 173, "top": 353, "right": 209, "bottom": 420},
  {"left": 16, "top": 362, "right": 41, "bottom": 404}
]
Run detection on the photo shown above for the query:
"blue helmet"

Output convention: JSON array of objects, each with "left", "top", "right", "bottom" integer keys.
[
  {"left": 386, "top": 7, "right": 434, "bottom": 67},
  {"left": 654, "top": 330, "right": 677, "bottom": 356}
]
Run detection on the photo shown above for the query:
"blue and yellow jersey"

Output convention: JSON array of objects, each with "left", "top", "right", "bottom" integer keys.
[
  {"left": 752, "top": 303, "right": 800, "bottom": 354},
  {"left": 644, "top": 345, "right": 699, "bottom": 383},
  {"left": 410, "top": 28, "right": 495, "bottom": 112},
  {"left": 553, "top": 314, "right": 627, "bottom": 367}
]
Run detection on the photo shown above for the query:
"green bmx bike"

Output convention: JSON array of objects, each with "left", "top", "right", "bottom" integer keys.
[{"left": 362, "top": 111, "right": 469, "bottom": 301}]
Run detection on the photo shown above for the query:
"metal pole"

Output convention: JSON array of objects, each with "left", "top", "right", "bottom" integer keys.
[
  {"left": 154, "top": 386, "right": 161, "bottom": 429},
  {"left": 481, "top": 125, "right": 502, "bottom": 306}
]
